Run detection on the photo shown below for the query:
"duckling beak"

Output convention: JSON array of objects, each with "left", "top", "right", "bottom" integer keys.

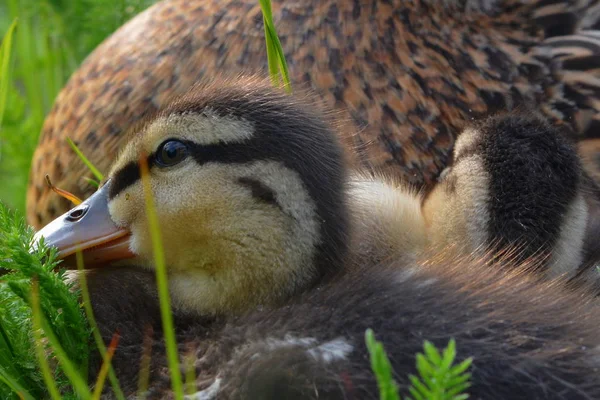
[{"left": 33, "top": 181, "right": 134, "bottom": 267}]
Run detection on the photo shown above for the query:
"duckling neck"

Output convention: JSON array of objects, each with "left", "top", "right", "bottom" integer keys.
[
  {"left": 167, "top": 264, "right": 317, "bottom": 317},
  {"left": 347, "top": 176, "right": 428, "bottom": 266}
]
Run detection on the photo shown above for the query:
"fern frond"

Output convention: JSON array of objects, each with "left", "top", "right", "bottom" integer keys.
[
  {"left": 407, "top": 339, "right": 473, "bottom": 400},
  {"left": 0, "top": 202, "right": 91, "bottom": 398},
  {"left": 366, "top": 331, "right": 473, "bottom": 400}
]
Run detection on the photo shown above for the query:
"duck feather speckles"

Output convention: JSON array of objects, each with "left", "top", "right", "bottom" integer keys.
[{"left": 27, "top": 0, "right": 600, "bottom": 227}]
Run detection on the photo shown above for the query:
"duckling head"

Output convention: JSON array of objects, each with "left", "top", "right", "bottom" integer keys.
[{"left": 35, "top": 77, "right": 350, "bottom": 315}]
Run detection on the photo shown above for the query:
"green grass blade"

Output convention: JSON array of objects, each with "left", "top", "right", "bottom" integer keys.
[
  {"left": 262, "top": 14, "right": 280, "bottom": 86},
  {"left": 139, "top": 154, "right": 184, "bottom": 400},
  {"left": 258, "top": 0, "right": 291, "bottom": 92},
  {"left": 0, "top": 18, "right": 17, "bottom": 128},
  {"left": 8, "top": 0, "right": 43, "bottom": 124},
  {"left": 66, "top": 137, "right": 104, "bottom": 181},
  {"left": 83, "top": 177, "right": 100, "bottom": 188},
  {"left": 408, "top": 375, "right": 428, "bottom": 400},
  {"left": 136, "top": 327, "right": 153, "bottom": 399},
  {"left": 416, "top": 353, "right": 435, "bottom": 378},
  {"left": 439, "top": 339, "right": 456, "bottom": 371},
  {"left": 1, "top": 204, "right": 87, "bottom": 398},
  {"left": 38, "top": 314, "right": 92, "bottom": 400},
  {"left": 266, "top": 22, "right": 291, "bottom": 91},
  {"left": 0, "top": 366, "right": 35, "bottom": 400},
  {"left": 91, "top": 332, "right": 119, "bottom": 400},
  {"left": 445, "top": 381, "right": 472, "bottom": 398},
  {"left": 0, "top": 317, "right": 16, "bottom": 359},
  {"left": 75, "top": 251, "right": 125, "bottom": 400},
  {"left": 448, "top": 373, "right": 472, "bottom": 388},
  {"left": 184, "top": 351, "right": 196, "bottom": 396},
  {"left": 30, "top": 279, "right": 62, "bottom": 400},
  {"left": 452, "top": 395, "right": 470, "bottom": 400}
]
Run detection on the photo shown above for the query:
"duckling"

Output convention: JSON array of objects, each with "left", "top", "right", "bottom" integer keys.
[
  {"left": 424, "top": 113, "right": 591, "bottom": 275},
  {"left": 34, "top": 76, "right": 600, "bottom": 398},
  {"left": 26, "top": 0, "right": 600, "bottom": 228}
]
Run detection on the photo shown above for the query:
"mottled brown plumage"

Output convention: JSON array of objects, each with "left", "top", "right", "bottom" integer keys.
[{"left": 26, "top": 0, "right": 600, "bottom": 228}]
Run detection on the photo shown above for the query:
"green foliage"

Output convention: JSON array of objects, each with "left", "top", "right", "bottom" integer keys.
[
  {"left": 366, "top": 329, "right": 400, "bottom": 400},
  {"left": 66, "top": 137, "right": 104, "bottom": 182},
  {"left": 0, "top": 0, "right": 157, "bottom": 213},
  {"left": 0, "top": 19, "right": 17, "bottom": 128},
  {"left": 0, "top": 202, "right": 91, "bottom": 399},
  {"left": 408, "top": 340, "right": 473, "bottom": 400},
  {"left": 259, "top": 0, "right": 291, "bottom": 92},
  {"left": 44, "top": 0, "right": 157, "bottom": 61},
  {"left": 139, "top": 157, "right": 184, "bottom": 400},
  {"left": 366, "top": 330, "right": 473, "bottom": 400}
]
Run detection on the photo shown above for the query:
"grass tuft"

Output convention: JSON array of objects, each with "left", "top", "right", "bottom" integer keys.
[
  {"left": 139, "top": 153, "right": 184, "bottom": 400},
  {"left": 0, "top": 202, "right": 91, "bottom": 399}
]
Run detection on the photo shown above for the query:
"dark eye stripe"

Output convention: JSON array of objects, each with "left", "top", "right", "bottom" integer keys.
[
  {"left": 188, "top": 141, "right": 262, "bottom": 165},
  {"left": 108, "top": 155, "right": 155, "bottom": 200},
  {"left": 108, "top": 137, "right": 289, "bottom": 201}
]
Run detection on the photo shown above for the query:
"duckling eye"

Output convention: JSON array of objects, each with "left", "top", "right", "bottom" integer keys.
[{"left": 156, "top": 140, "right": 189, "bottom": 167}]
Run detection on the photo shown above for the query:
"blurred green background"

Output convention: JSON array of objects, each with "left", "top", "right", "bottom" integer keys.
[{"left": 0, "top": 0, "right": 157, "bottom": 214}]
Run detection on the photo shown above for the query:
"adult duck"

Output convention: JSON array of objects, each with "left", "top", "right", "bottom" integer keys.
[{"left": 26, "top": 0, "right": 600, "bottom": 228}]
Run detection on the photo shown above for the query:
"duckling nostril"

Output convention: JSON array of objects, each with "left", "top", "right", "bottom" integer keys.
[{"left": 66, "top": 204, "right": 89, "bottom": 222}]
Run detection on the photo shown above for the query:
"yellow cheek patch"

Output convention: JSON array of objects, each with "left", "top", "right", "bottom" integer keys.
[
  {"left": 118, "top": 159, "right": 320, "bottom": 315},
  {"left": 108, "top": 180, "right": 144, "bottom": 229}
]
